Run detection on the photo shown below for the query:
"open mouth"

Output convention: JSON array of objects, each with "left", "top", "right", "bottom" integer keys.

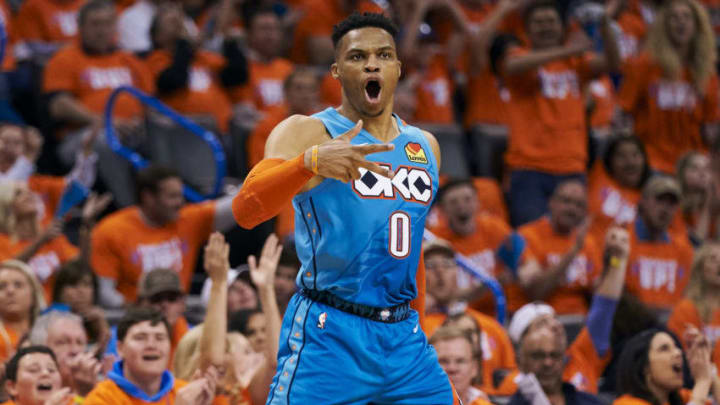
[
  {"left": 672, "top": 363, "right": 682, "bottom": 375},
  {"left": 142, "top": 354, "right": 162, "bottom": 361},
  {"left": 36, "top": 383, "right": 53, "bottom": 392},
  {"left": 365, "top": 80, "right": 381, "bottom": 103}
]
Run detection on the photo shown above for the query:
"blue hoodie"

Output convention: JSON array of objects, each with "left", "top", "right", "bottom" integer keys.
[{"left": 107, "top": 360, "right": 175, "bottom": 402}]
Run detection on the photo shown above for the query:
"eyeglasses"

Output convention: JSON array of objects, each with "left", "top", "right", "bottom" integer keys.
[
  {"left": 527, "top": 351, "right": 564, "bottom": 363},
  {"left": 149, "top": 291, "right": 183, "bottom": 304}
]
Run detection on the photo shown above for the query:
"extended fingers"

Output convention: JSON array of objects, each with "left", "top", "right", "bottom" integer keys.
[{"left": 352, "top": 143, "right": 395, "bottom": 155}]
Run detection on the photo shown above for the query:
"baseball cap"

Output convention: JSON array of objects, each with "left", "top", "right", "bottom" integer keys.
[
  {"left": 508, "top": 302, "right": 556, "bottom": 344},
  {"left": 139, "top": 268, "right": 183, "bottom": 299},
  {"left": 422, "top": 239, "right": 455, "bottom": 258},
  {"left": 642, "top": 176, "right": 681, "bottom": 201}
]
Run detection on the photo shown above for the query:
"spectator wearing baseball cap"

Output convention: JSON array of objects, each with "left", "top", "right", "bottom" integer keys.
[
  {"left": 494, "top": 226, "right": 631, "bottom": 401},
  {"left": 624, "top": 176, "right": 694, "bottom": 314}
]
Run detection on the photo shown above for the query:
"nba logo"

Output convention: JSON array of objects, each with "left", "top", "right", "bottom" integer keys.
[{"left": 317, "top": 312, "right": 327, "bottom": 329}]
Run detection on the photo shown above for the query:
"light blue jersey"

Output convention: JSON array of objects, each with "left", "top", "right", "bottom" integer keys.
[{"left": 292, "top": 107, "right": 439, "bottom": 307}]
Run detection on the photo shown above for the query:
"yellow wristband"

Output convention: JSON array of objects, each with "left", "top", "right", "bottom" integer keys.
[{"left": 311, "top": 145, "right": 319, "bottom": 174}]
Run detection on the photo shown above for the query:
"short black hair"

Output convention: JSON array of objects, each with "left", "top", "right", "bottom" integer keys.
[
  {"left": 52, "top": 260, "right": 99, "bottom": 306},
  {"left": 116, "top": 307, "right": 170, "bottom": 343},
  {"left": 278, "top": 240, "right": 300, "bottom": 268},
  {"left": 331, "top": 12, "right": 398, "bottom": 48},
  {"left": 5, "top": 346, "right": 58, "bottom": 383},
  {"left": 523, "top": 0, "right": 564, "bottom": 27},
  {"left": 135, "top": 165, "right": 181, "bottom": 202},
  {"left": 228, "top": 308, "right": 263, "bottom": 335},
  {"left": 78, "top": 0, "right": 114, "bottom": 26},
  {"left": 243, "top": 4, "right": 279, "bottom": 30},
  {"left": 603, "top": 135, "right": 651, "bottom": 189},
  {"left": 437, "top": 178, "right": 476, "bottom": 204}
]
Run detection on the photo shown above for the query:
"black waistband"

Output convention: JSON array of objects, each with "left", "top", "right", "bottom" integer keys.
[{"left": 300, "top": 289, "right": 412, "bottom": 323}]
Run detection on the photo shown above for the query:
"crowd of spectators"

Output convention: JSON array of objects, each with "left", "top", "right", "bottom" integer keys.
[{"left": 0, "top": 0, "right": 718, "bottom": 404}]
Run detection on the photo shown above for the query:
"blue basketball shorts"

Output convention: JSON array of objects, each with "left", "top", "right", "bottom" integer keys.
[{"left": 265, "top": 293, "right": 459, "bottom": 405}]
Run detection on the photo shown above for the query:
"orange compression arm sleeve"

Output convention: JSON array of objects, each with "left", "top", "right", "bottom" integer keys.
[
  {"left": 232, "top": 154, "right": 315, "bottom": 229},
  {"left": 411, "top": 253, "right": 426, "bottom": 332}
]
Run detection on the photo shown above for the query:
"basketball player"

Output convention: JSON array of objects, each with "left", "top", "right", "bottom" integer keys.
[{"left": 232, "top": 12, "right": 459, "bottom": 404}]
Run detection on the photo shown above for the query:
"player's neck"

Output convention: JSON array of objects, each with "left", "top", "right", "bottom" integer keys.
[{"left": 336, "top": 103, "right": 398, "bottom": 143}]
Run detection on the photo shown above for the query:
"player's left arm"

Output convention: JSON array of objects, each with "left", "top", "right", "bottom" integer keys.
[{"left": 421, "top": 130, "right": 442, "bottom": 171}]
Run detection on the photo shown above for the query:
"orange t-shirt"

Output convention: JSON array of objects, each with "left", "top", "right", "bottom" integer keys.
[
  {"left": 84, "top": 378, "right": 188, "bottom": 405},
  {"left": 43, "top": 44, "right": 154, "bottom": 123},
  {"left": 494, "top": 327, "right": 611, "bottom": 395},
  {"left": 613, "top": 389, "right": 707, "bottom": 405},
  {"left": 0, "top": 324, "right": 20, "bottom": 364},
  {"left": 517, "top": 217, "right": 602, "bottom": 315},
  {"left": 625, "top": 222, "right": 694, "bottom": 310},
  {"left": 169, "top": 316, "right": 189, "bottom": 367},
  {"left": 465, "top": 67, "right": 510, "bottom": 127},
  {"left": 247, "top": 105, "right": 288, "bottom": 169},
  {"left": 587, "top": 162, "right": 641, "bottom": 244},
  {"left": 588, "top": 76, "right": 616, "bottom": 130},
  {"left": 428, "top": 213, "right": 517, "bottom": 316},
  {"left": 15, "top": 0, "right": 83, "bottom": 43},
  {"left": 231, "top": 58, "right": 293, "bottom": 111},
  {"left": 0, "top": 233, "right": 79, "bottom": 301},
  {"left": 426, "top": 177, "right": 509, "bottom": 230},
  {"left": 618, "top": 53, "right": 720, "bottom": 173},
  {"left": 289, "top": 0, "right": 383, "bottom": 64},
  {"left": 320, "top": 71, "right": 342, "bottom": 107},
  {"left": 425, "top": 308, "right": 517, "bottom": 393},
  {"left": 502, "top": 47, "right": 594, "bottom": 174},
  {"left": 146, "top": 49, "right": 233, "bottom": 133},
  {"left": 0, "top": 0, "right": 16, "bottom": 71},
  {"left": 412, "top": 55, "right": 454, "bottom": 124},
  {"left": 616, "top": 3, "right": 649, "bottom": 62},
  {"left": 667, "top": 298, "right": 720, "bottom": 371},
  {"left": 28, "top": 174, "right": 67, "bottom": 223},
  {"left": 90, "top": 203, "right": 215, "bottom": 302}
]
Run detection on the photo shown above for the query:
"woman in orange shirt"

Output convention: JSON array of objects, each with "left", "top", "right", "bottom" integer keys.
[
  {"left": 675, "top": 153, "right": 719, "bottom": 244},
  {"left": 613, "top": 328, "right": 719, "bottom": 405}
]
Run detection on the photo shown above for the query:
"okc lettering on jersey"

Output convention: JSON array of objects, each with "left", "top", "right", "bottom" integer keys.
[
  {"left": 601, "top": 187, "right": 636, "bottom": 224},
  {"left": 651, "top": 80, "right": 698, "bottom": 110},
  {"left": 28, "top": 252, "right": 60, "bottom": 282},
  {"left": 353, "top": 165, "right": 433, "bottom": 204},
  {"left": 134, "top": 237, "right": 184, "bottom": 273},
  {"left": 634, "top": 256, "right": 679, "bottom": 292},
  {"left": 547, "top": 253, "right": 590, "bottom": 285},
  {"left": 539, "top": 68, "right": 580, "bottom": 99},
  {"left": 480, "top": 331, "right": 497, "bottom": 361},
  {"left": 422, "top": 78, "right": 450, "bottom": 106},
  {"left": 85, "top": 67, "right": 133, "bottom": 90},
  {"left": 258, "top": 79, "right": 284, "bottom": 106},
  {"left": 617, "top": 30, "right": 639, "bottom": 60},
  {"left": 189, "top": 67, "right": 211, "bottom": 91}
]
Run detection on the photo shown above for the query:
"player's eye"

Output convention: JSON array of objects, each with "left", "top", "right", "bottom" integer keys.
[
  {"left": 380, "top": 52, "right": 391, "bottom": 58},
  {"left": 351, "top": 54, "right": 363, "bottom": 61}
]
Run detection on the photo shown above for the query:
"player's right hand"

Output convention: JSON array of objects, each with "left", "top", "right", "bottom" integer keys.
[{"left": 304, "top": 119, "right": 395, "bottom": 183}]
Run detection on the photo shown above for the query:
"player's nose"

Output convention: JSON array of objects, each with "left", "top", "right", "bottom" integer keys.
[{"left": 364, "top": 55, "right": 380, "bottom": 72}]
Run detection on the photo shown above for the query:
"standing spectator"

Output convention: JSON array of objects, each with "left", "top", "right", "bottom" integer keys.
[
  {"left": 14, "top": 0, "right": 84, "bottom": 63},
  {"left": 667, "top": 242, "right": 720, "bottom": 372},
  {"left": 4, "top": 346, "right": 72, "bottom": 405},
  {"left": 43, "top": 0, "right": 154, "bottom": 207},
  {"left": 612, "top": 328, "right": 720, "bottom": 405},
  {"left": 516, "top": 180, "right": 602, "bottom": 316},
  {"left": 498, "top": 0, "right": 621, "bottom": 226},
  {"left": 146, "top": 5, "right": 248, "bottom": 133},
  {"left": 675, "top": 152, "right": 719, "bottom": 244},
  {"left": 625, "top": 176, "right": 694, "bottom": 313},
  {"left": 616, "top": 0, "right": 719, "bottom": 174},
  {"left": 117, "top": 0, "right": 197, "bottom": 53},
  {"left": 83, "top": 307, "right": 219, "bottom": 404},
  {"left": 431, "top": 326, "right": 493, "bottom": 405},
  {"left": 90, "top": 166, "right": 237, "bottom": 307},
  {"left": 0, "top": 260, "right": 46, "bottom": 364},
  {"left": 587, "top": 136, "right": 651, "bottom": 245},
  {"left": 289, "top": 0, "right": 383, "bottom": 65}
]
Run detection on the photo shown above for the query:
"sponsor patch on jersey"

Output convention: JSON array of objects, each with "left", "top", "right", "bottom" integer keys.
[{"left": 404, "top": 142, "right": 428, "bottom": 164}]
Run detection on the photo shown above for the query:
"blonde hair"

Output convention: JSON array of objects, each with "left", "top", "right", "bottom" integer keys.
[
  {"left": 685, "top": 241, "right": 720, "bottom": 322},
  {"left": 0, "top": 260, "right": 47, "bottom": 324},
  {"left": 646, "top": 0, "right": 716, "bottom": 94},
  {"left": 0, "top": 182, "right": 41, "bottom": 240}
]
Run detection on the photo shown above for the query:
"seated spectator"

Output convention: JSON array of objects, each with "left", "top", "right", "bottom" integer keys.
[
  {"left": 0, "top": 260, "right": 46, "bottom": 364},
  {"left": 0, "top": 183, "right": 109, "bottom": 299},
  {"left": 50, "top": 260, "right": 110, "bottom": 353},
  {"left": 229, "top": 308, "right": 267, "bottom": 355},
  {"left": 667, "top": 241, "right": 720, "bottom": 371},
  {"left": 499, "top": 226, "right": 630, "bottom": 397},
  {"left": 0, "top": 125, "right": 42, "bottom": 183},
  {"left": 14, "top": 0, "right": 84, "bottom": 63},
  {"left": 289, "top": 0, "right": 383, "bottom": 65},
  {"left": 625, "top": 176, "right": 694, "bottom": 313},
  {"left": 675, "top": 152, "right": 719, "bottom": 244},
  {"left": 587, "top": 136, "right": 651, "bottom": 244},
  {"left": 43, "top": 0, "right": 154, "bottom": 207},
  {"left": 431, "top": 325, "right": 492, "bottom": 405},
  {"left": 616, "top": 0, "right": 719, "bottom": 174},
  {"left": 4, "top": 346, "right": 72, "bottom": 405},
  {"left": 516, "top": 180, "right": 602, "bottom": 315},
  {"left": 146, "top": 5, "right": 248, "bottom": 133},
  {"left": 612, "top": 328, "right": 720, "bottom": 404},
  {"left": 231, "top": 7, "right": 293, "bottom": 124},
  {"left": 28, "top": 311, "right": 102, "bottom": 399},
  {"left": 428, "top": 179, "right": 531, "bottom": 315},
  {"left": 83, "top": 307, "right": 219, "bottom": 404},
  {"left": 90, "top": 166, "right": 237, "bottom": 307},
  {"left": 422, "top": 239, "right": 518, "bottom": 394},
  {"left": 497, "top": 0, "right": 621, "bottom": 226}
]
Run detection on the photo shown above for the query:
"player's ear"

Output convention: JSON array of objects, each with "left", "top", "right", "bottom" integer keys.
[
  {"left": 331, "top": 62, "right": 340, "bottom": 79},
  {"left": 397, "top": 60, "right": 401, "bottom": 78}
]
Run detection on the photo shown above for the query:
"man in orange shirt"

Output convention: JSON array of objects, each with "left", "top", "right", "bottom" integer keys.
[
  {"left": 90, "top": 166, "right": 238, "bottom": 307},
  {"left": 625, "top": 176, "right": 694, "bottom": 313},
  {"left": 43, "top": 0, "right": 154, "bottom": 207},
  {"left": 517, "top": 180, "right": 602, "bottom": 315},
  {"left": 14, "top": 0, "right": 84, "bottom": 63},
  {"left": 83, "top": 307, "right": 218, "bottom": 404},
  {"left": 498, "top": 0, "right": 621, "bottom": 226}
]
